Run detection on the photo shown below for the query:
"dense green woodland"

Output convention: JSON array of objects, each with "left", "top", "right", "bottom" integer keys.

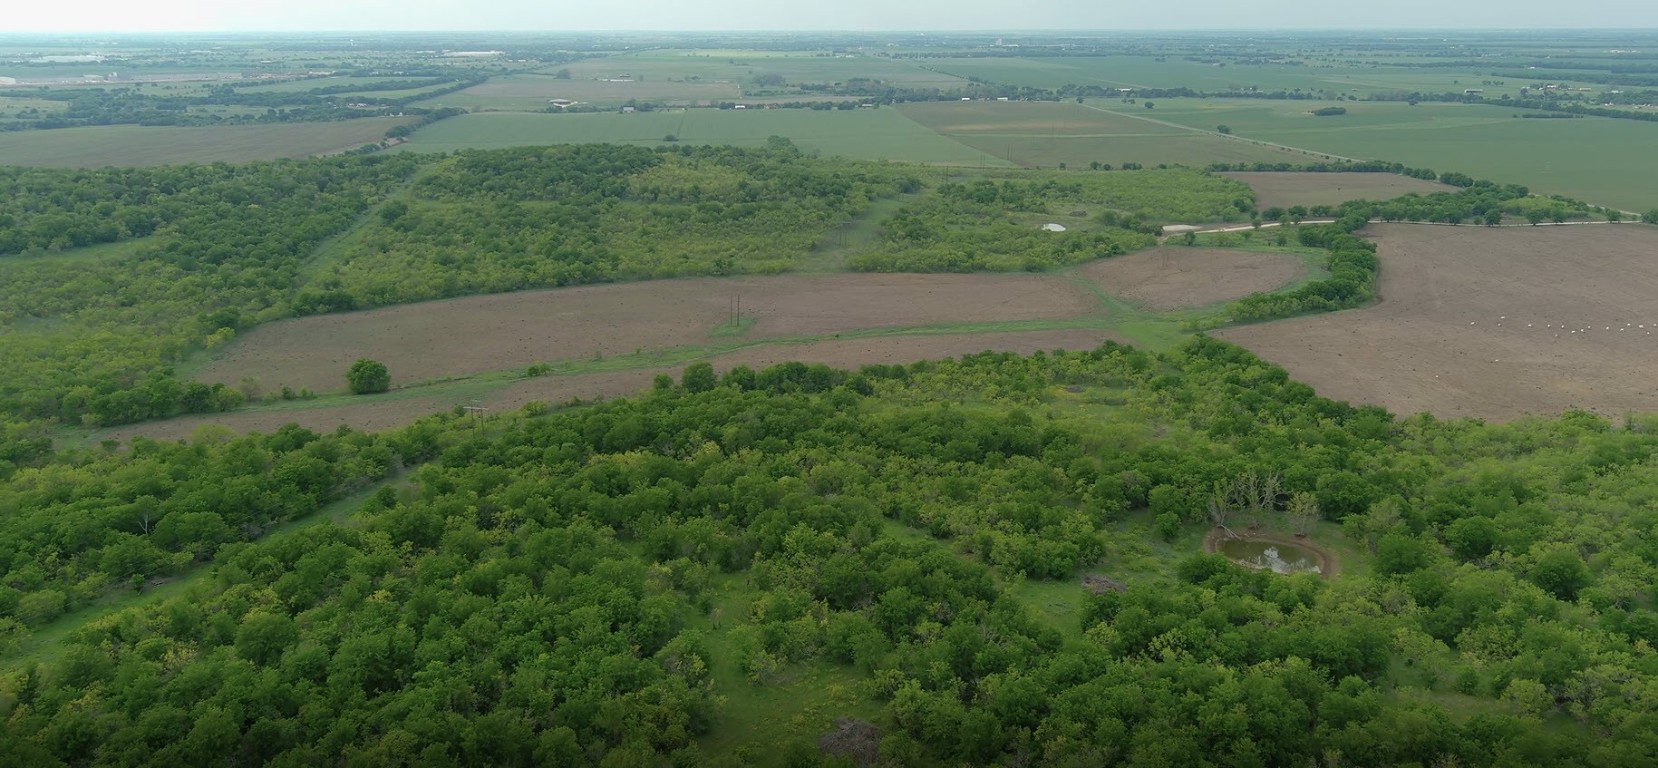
[{"left": 2, "top": 342, "right": 1658, "bottom": 764}]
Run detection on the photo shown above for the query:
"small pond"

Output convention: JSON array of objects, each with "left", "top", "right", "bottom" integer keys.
[{"left": 1216, "top": 538, "right": 1324, "bottom": 575}]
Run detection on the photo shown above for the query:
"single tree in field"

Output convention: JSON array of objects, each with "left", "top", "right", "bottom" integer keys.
[{"left": 347, "top": 359, "right": 390, "bottom": 395}]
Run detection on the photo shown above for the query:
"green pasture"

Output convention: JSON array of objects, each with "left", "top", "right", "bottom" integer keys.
[
  {"left": 926, "top": 55, "right": 1566, "bottom": 98},
  {"left": 898, "top": 100, "right": 1321, "bottom": 168},
  {"left": 415, "top": 72, "right": 742, "bottom": 109},
  {"left": 1090, "top": 98, "right": 1658, "bottom": 211},
  {"left": 234, "top": 75, "right": 431, "bottom": 94},
  {"left": 401, "top": 109, "right": 1011, "bottom": 166},
  {"left": 0, "top": 117, "right": 413, "bottom": 166},
  {"left": 547, "top": 48, "right": 965, "bottom": 88}
]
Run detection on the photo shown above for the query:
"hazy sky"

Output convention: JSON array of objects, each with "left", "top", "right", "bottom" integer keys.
[{"left": 7, "top": 0, "right": 1657, "bottom": 33}]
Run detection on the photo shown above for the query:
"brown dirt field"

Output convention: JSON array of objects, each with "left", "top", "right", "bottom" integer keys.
[
  {"left": 1225, "top": 172, "right": 1454, "bottom": 210},
  {"left": 1218, "top": 223, "right": 1658, "bottom": 421},
  {"left": 196, "top": 273, "right": 1099, "bottom": 395},
  {"left": 1078, "top": 247, "right": 1308, "bottom": 310},
  {"left": 103, "top": 329, "right": 1124, "bottom": 442}
]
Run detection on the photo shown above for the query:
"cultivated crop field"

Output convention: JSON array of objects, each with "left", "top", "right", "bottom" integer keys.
[
  {"left": 400, "top": 109, "right": 1008, "bottom": 164},
  {"left": 544, "top": 49, "right": 967, "bottom": 90},
  {"left": 926, "top": 55, "right": 1546, "bottom": 98},
  {"left": 195, "top": 272, "right": 1104, "bottom": 395},
  {"left": 1225, "top": 172, "right": 1455, "bottom": 209},
  {"left": 105, "top": 329, "right": 1122, "bottom": 442},
  {"left": 1218, "top": 224, "right": 1658, "bottom": 421},
  {"left": 1077, "top": 247, "right": 1312, "bottom": 311},
  {"left": 0, "top": 117, "right": 414, "bottom": 166},
  {"left": 1099, "top": 98, "right": 1658, "bottom": 211},
  {"left": 145, "top": 238, "right": 1318, "bottom": 441},
  {"left": 417, "top": 73, "right": 742, "bottom": 110},
  {"left": 898, "top": 100, "right": 1322, "bottom": 168}
]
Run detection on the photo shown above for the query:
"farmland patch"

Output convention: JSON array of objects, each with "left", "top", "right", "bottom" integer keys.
[
  {"left": 1079, "top": 247, "right": 1311, "bottom": 310},
  {"left": 1218, "top": 224, "right": 1658, "bottom": 420}
]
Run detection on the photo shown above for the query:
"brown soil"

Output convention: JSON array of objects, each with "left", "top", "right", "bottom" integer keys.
[
  {"left": 107, "top": 330, "right": 1125, "bottom": 442},
  {"left": 1203, "top": 527, "right": 1341, "bottom": 579},
  {"left": 198, "top": 273, "right": 1099, "bottom": 395},
  {"left": 1225, "top": 172, "right": 1454, "bottom": 210},
  {"left": 1218, "top": 224, "right": 1658, "bottom": 421},
  {"left": 1078, "top": 247, "right": 1308, "bottom": 310}
]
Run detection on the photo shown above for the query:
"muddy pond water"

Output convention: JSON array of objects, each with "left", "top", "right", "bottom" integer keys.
[{"left": 1216, "top": 538, "right": 1325, "bottom": 575}]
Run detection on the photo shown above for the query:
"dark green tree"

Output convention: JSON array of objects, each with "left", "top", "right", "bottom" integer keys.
[{"left": 347, "top": 359, "right": 391, "bottom": 395}]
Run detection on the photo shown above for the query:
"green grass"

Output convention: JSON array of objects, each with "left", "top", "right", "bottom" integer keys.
[
  {"left": 0, "top": 117, "right": 415, "bottom": 167},
  {"left": 234, "top": 75, "right": 437, "bottom": 94},
  {"left": 898, "top": 99, "right": 1326, "bottom": 168},
  {"left": 1091, "top": 98, "right": 1658, "bottom": 211},
  {"left": 925, "top": 56, "right": 1582, "bottom": 99},
  {"left": 0, "top": 236, "right": 155, "bottom": 265},
  {"left": 401, "top": 109, "right": 1011, "bottom": 166},
  {"left": 692, "top": 576, "right": 883, "bottom": 764}
]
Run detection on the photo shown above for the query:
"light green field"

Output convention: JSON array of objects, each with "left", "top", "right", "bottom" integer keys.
[
  {"left": 402, "top": 109, "right": 1012, "bottom": 166},
  {"left": 550, "top": 49, "right": 966, "bottom": 88},
  {"left": 0, "top": 117, "right": 414, "bottom": 167},
  {"left": 928, "top": 56, "right": 1555, "bottom": 98},
  {"left": 418, "top": 73, "right": 742, "bottom": 110},
  {"left": 1089, "top": 98, "right": 1658, "bottom": 211},
  {"left": 235, "top": 75, "right": 434, "bottom": 94},
  {"left": 897, "top": 100, "right": 1320, "bottom": 168}
]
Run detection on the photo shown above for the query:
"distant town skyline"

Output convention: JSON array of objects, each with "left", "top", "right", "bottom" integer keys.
[{"left": 6, "top": 0, "right": 1658, "bottom": 34}]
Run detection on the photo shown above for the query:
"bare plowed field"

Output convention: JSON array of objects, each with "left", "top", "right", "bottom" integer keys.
[
  {"left": 1225, "top": 172, "right": 1454, "bottom": 210},
  {"left": 107, "top": 329, "right": 1124, "bottom": 442},
  {"left": 197, "top": 273, "right": 1099, "bottom": 394},
  {"left": 1218, "top": 224, "right": 1658, "bottom": 420},
  {"left": 1079, "top": 247, "right": 1308, "bottom": 310}
]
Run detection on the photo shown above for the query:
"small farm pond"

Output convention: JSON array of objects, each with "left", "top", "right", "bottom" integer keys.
[{"left": 1217, "top": 538, "right": 1325, "bottom": 575}]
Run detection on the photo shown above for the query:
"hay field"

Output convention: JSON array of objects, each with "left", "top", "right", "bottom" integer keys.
[
  {"left": 1218, "top": 224, "right": 1658, "bottom": 421},
  {"left": 0, "top": 118, "right": 413, "bottom": 166}
]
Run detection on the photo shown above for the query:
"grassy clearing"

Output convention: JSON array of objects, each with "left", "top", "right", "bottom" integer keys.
[
  {"left": 0, "top": 236, "right": 156, "bottom": 265},
  {"left": 693, "top": 577, "right": 883, "bottom": 764},
  {"left": 0, "top": 117, "right": 414, "bottom": 167},
  {"left": 1092, "top": 98, "right": 1658, "bottom": 211},
  {"left": 401, "top": 109, "right": 1010, "bottom": 166}
]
